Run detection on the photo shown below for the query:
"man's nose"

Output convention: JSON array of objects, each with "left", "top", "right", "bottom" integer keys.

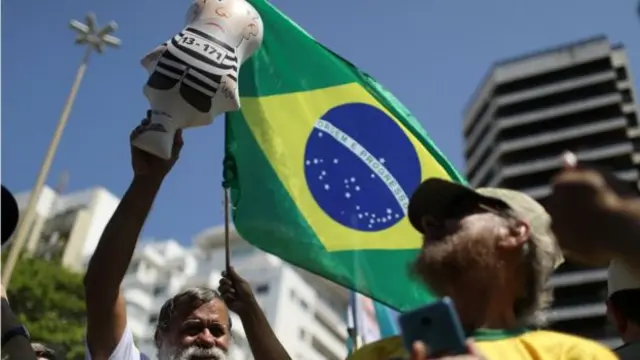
[
  {"left": 195, "top": 329, "right": 216, "bottom": 348},
  {"left": 215, "top": 7, "right": 229, "bottom": 18}
]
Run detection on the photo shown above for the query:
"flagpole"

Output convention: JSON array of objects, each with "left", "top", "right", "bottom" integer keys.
[
  {"left": 2, "top": 13, "right": 121, "bottom": 287},
  {"left": 223, "top": 187, "right": 231, "bottom": 272},
  {"left": 347, "top": 214, "right": 363, "bottom": 352},
  {"left": 348, "top": 292, "right": 363, "bottom": 351}
]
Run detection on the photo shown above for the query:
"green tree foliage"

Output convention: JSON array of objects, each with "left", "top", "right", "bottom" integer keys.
[{"left": 6, "top": 256, "right": 86, "bottom": 360}]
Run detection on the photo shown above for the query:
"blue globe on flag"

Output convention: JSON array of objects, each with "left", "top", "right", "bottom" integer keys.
[{"left": 304, "top": 103, "right": 421, "bottom": 232}]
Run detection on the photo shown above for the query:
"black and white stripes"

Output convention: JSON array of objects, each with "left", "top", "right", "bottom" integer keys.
[{"left": 145, "top": 26, "right": 239, "bottom": 112}]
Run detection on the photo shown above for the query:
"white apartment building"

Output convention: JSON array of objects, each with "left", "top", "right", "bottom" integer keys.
[
  {"left": 123, "top": 227, "right": 350, "bottom": 360},
  {"left": 11, "top": 185, "right": 119, "bottom": 271},
  {"left": 12, "top": 184, "right": 350, "bottom": 359}
]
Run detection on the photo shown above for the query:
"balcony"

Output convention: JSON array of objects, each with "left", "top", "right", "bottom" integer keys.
[
  {"left": 465, "top": 72, "right": 618, "bottom": 154},
  {"left": 549, "top": 269, "right": 608, "bottom": 288},
  {"left": 545, "top": 303, "right": 606, "bottom": 322},
  {"left": 498, "top": 143, "right": 635, "bottom": 181},
  {"left": 497, "top": 93, "right": 622, "bottom": 130}
]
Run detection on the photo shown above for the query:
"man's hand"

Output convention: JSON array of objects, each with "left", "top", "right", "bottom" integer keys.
[
  {"left": 219, "top": 268, "right": 292, "bottom": 360},
  {"left": 410, "top": 340, "right": 485, "bottom": 360},
  {"left": 548, "top": 152, "right": 640, "bottom": 265},
  {"left": 130, "top": 112, "right": 184, "bottom": 181},
  {"left": 218, "top": 267, "right": 258, "bottom": 317}
]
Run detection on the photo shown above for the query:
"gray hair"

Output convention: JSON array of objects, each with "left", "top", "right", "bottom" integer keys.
[
  {"left": 31, "top": 342, "right": 56, "bottom": 360},
  {"left": 154, "top": 287, "right": 231, "bottom": 347}
]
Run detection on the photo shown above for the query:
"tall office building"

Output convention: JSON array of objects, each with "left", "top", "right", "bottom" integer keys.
[
  {"left": 462, "top": 36, "right": 640, "bottom": 346},
  {"left": 123, "top": 226, "right": 349, "bottom": 360}
]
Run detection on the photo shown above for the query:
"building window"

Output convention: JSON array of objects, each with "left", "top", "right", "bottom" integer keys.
[
  {"left": 311, "top": 336, "right": 340, "bottom": 360},
  {"left": 153, "top": 285, "right": 166, "bottom": 296},
  {"left": 615, "top": 67, "right": 628, "bottom": 82},
  {"left": 255, "top": 284, "right": 269, "bottom": 294},
  {"left": 149, "top": 314, "right": 159, "bottom": 325},
  {"left": 315, "top": 312, "right": 347, "bottom": 343},
  {"left": 290, "top": 290, "right": 309, "bottom": 310},
  {"left": 622, "top": 89, "right": 632, "bottom": 104},
  {"left": 299, "top": 328, "right": 306, "bottom": 340}
]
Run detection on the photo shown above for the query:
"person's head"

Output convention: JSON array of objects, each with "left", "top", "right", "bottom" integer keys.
[
  {"left": 2, "top": 185, "right": 19, "bottom": 246},
  {"left": 154, "top": 287, "right": 232, "bottom": 360},
  {"left": 408, "top": 178, "right": 564, "bottom": 329},
  {"left": 606, "top": 259, "right": 640, "bottom": 344},
  {"left": 31, "top": 342, "right": 56, "bottom": 360}
]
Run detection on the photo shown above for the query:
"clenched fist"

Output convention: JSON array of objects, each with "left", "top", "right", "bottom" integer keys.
[
  {"left": 548, "top": 152, "right": 640, "bottom": 266},
  {"left": 130, "top": 111, "right": 184, "bottom": 180},
  {"left": 218, "top": 267, "right": 258, "bottom": 317}
]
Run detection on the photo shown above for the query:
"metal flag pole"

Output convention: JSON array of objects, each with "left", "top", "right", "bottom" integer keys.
[
  {"left": 223, "top": 187, "right": 231, "bottom": 272},
  {"left": 346, "top": 214, "right": 363, "bottom": 353},
  {"left": 1, "top": 13, "right": 121, "bottom": 287},
  {"left": 348, "top": 292, "right": 363, "bottom": 352}
]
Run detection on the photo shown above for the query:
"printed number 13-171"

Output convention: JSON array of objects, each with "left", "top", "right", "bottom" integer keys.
[{"left": 202, "top": 44, "right": 223, "bottom": 62}]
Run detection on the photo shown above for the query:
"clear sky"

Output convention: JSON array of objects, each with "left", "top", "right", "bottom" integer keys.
[{"left": 3, "top": 0, "right": 639, "bottom": 245}]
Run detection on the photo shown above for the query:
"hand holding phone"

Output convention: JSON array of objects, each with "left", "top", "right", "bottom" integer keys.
[
  {"left": 398, "top": 297, "right": 467, "bottom": 357},
  {"left": 407, "top": 340, "right": 485, "bottom": 360}
]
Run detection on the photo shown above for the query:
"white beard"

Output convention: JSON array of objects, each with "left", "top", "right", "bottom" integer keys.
[{"left": 157, "top": 343, "right": 228, "bottom": 360}]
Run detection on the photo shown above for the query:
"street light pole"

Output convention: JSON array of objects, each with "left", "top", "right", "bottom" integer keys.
[{"left": 2, "top": 13, "right": 122, "bottom": 287}]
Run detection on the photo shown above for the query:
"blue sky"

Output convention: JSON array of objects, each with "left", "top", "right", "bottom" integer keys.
[{"left": 3, "top": 0, "right": 639, "bottom": 245}]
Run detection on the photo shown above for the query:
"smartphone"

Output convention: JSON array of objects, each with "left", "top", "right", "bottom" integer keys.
[{"left": 397, "top": 297, "right": 467, "bottom": 357}]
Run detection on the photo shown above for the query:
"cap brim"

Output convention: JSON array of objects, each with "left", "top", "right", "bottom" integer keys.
[
  {"left": 408, "top": 178, "right": 484, "bottom": 233},
  {"left": 2, "top": 185, "right": 19, "bottom": 245}
]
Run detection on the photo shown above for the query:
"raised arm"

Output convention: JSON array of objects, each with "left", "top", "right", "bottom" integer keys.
[
  {"left": 84, "top": 118, "right": 183, "bottom": 360},
  {"left": 219, "top": 267, "right": 293, "bottom": 360}
]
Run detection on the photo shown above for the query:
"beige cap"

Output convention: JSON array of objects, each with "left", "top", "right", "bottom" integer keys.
[
  {"left": 608, "top": 259, "right": 640, "bottom": 296},
  {"left": 408, "top": 178, "right": 564, "bottom": 272}
]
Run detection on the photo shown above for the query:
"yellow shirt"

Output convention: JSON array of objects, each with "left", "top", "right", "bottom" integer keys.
[{"left": 346, "top": 329, "right": 618, "bottom": 360}]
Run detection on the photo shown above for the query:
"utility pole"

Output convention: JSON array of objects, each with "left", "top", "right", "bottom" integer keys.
[{"left": 2, "top": 13, "right": 121, "bottom": 287}]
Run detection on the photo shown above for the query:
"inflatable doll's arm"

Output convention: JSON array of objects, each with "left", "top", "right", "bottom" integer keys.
[{"left": 141, "top": 44, "right": 167, "bottom": 73}]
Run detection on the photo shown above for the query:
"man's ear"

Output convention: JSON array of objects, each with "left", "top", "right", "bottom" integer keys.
[
  {"left": 606, "top": 299, "right": 627, "bottom": 334},
  {"left": 497, "top": 219, "right": 530, "bottom": 249}
]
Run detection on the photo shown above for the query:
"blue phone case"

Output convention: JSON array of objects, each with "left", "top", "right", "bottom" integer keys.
[{"left": 397, "top": 297, "right": 467, "bottom": 357}]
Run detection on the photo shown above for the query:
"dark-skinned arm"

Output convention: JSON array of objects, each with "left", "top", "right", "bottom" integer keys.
[
  {"left": 240, "top": 299, "right": 292, "bottom": 360},
  {"left": 219, "top": 267, "right": 292, "bottom": 360},
  {"left": 84, "top": 175, "right": 163, "bottom": 360}
]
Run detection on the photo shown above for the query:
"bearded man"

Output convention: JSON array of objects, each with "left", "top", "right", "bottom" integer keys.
[
  {"left": 348, "top": 178, "right": 618, "bottom": 360},
  {"left": 84, "top": 117, "right": 290, "bottom": 360}
]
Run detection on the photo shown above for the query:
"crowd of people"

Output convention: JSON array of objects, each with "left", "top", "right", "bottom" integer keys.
[{"left": 1, "top": 117, "right": 639, "bottom": 359}]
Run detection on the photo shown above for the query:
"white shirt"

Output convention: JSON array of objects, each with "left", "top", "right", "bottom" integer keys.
[{"left": 85, "top": 325, "right": 149, "bottom": 360}]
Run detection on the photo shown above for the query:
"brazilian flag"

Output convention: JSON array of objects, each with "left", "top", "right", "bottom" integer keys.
[{"left": 223, "top": 0, "right": 465, "bottom": 311}]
